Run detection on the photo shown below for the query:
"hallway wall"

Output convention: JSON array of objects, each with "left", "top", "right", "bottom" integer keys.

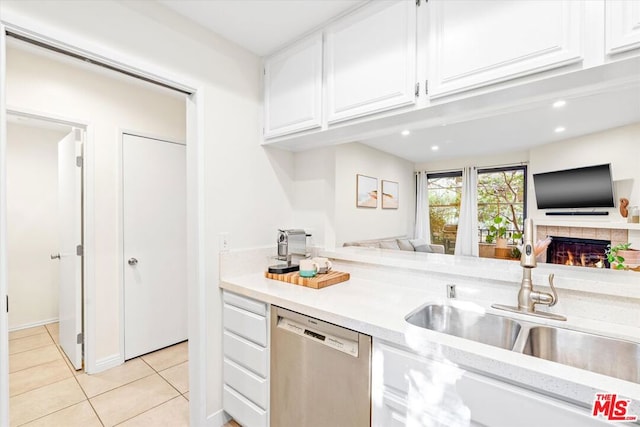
[{"left": 6, "top": 122, "right": 67, "bottom": 329}]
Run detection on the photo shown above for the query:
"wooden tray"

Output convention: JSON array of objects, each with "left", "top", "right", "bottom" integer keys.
[{"left": 264, "top": 270, "right": 350, "bottom": 289}]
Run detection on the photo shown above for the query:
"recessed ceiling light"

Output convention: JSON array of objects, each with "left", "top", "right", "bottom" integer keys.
[
  {"left": 431, "top": 145, "right": 439, "bottom": 151},
  {"left": 401, "top": 130, "right": 410, "bottom": 136},
  {"left": 554, "top": 126, "right": 566, "bottom": 133},
  {"left": 553, "top": 99, "right": 566, "bottom": 108}
]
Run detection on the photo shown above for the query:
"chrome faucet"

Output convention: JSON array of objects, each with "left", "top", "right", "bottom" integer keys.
[{"left": 492, "top": 218, "right": 566, "bottom": 321}]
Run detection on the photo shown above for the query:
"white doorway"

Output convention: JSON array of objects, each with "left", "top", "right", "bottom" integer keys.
[
  {"left": 0, "top": 21, "right": 205, "bottom": 426},
  {"left": 6, "top": 112, "right": 85, "bottom": 371},
  {"left": 122, "top": 133, "right": 187, "bottom": 360}
]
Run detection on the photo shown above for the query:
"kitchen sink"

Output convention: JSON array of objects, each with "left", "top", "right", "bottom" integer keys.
[
  {"left": 523, "top": 326, "right": 640, "bottom": 383},
  {"left": 405, "top": 304, "right": 522, "bottom": 350}
]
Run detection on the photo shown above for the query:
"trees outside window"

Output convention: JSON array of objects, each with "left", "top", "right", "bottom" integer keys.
[
  {"left": 427, "top": 172, "right": 462, "bottom": 252},
  {"left": 426, "top": 166, "right": 527, "bottom": 251},
  {"left": 477, "top": 166, "right": 527, "bottom": 244}
]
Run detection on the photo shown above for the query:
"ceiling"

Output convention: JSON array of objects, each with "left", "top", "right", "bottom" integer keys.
[
  {"left": 159, "top": 0, "right": 366, "bottom": 56},
  {"left": 361, "top": 84, "right": 640, "bottom": 164}
]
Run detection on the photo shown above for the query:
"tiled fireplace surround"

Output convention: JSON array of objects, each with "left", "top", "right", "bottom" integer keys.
[{"left": 535, "top": 225, "right": 628, "bottom": 264}]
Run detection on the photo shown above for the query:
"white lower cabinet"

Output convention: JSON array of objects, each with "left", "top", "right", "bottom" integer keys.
[
  {"left": 372, "top": 339, "right": 610, "bottom": 427},
  {"left": 222, "top": 291, "right": 269, "bottom": 427}
]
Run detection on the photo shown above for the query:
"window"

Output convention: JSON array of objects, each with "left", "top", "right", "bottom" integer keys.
[
  {"left": 427, "top": 172, "right": 462, "bottom": 254},
  {"left": 425, "top": 166, "right": 527, "bottom": 253},
  {"left": 477, "top": 166, "right": 527, "bottom": 244}
]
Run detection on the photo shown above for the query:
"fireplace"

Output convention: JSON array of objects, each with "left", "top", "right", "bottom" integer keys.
[{"left": 546, "top": 236, "right": 610, "bottom": 268}]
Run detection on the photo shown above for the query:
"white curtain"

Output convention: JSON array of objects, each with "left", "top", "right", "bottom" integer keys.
[
  {"left": 414, "top": 171, "right": 430, "bottom": 243},
  {"left": 455, "top": 166, "right": 479, "bottom": 256}
]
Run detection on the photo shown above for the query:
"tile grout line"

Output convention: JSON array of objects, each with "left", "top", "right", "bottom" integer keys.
[
  {"left": 111, "top": 395, "right": 187, "bottom": 427},
  {"left": 8, "top": 345, "right": 64, "bottom": 375},
  {"left": 139, "top": 357, "right": 187, "bottom": 398}
]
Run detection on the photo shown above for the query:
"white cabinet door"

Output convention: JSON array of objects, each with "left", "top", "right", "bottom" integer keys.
[
  {"left": 264, "top": 33, "right": 323, "bottom": 138},
  {"left": 326, "top": 0, "right": 417, "bottom": 123},
  {"left": 428, "top": 0, "right": 584, "bottom": 98},
  {"left": 372, "top": 339, "right": 609, "bottom": 427},
  {"left": 606, "top": 0, "right": 640, "bottom": 55}
]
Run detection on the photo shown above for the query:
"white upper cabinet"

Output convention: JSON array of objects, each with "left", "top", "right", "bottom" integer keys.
[
  {"left": 606, "top": 0, "right": 640, "bottom": 55},
  {"left": 427, "top": 0, "right": 584, "bottom": 98},
  {"left": 264, "top": 33, "right": 323, "bottom": 138},
  {"left": 325, "top": 1, "right": 417, "bottom": 124}
]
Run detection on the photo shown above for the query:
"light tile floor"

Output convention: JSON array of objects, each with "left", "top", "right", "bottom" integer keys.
[{"left": 9, "top": 323, "right": 189, "bottom": 426}]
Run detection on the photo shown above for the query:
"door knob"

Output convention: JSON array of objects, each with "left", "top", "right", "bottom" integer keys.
[
  {"left": 50, "top": 253, "right": 61, "bottom": 260},
  {"left": 128, "top": 258, "right": 138, "bottom": 266}
]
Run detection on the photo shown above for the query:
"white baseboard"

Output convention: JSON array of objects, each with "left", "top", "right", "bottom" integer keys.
[
  {"left": 9, "top": 317, "right": 59, "bottom": 332},
  {"left": 206, "top": 409, "right": 232, "bottom": 427},
  {"left": 93, "top": 353, "right": 123, "bottom": 374}
]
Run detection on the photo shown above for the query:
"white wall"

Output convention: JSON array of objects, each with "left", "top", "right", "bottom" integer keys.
[
  {"left": 334, "top": 143, "right": 415, "bottom": 245},
  {"left": 0, "top": 0, "right": 296, "bottom": 421},
  {"left": 6, "top": 44, "right": 186, "bottom": 365},
  {"left": 415, "top": 150, "right": 529, "bottom": 172},
  {"left": 7, "top": 122, "right": 67, "bottom": 330},
  {"left": 528, "top": 122, "right": 640, "bottom": 222},
  {"left": 292, "top": 146, "right": 337, "bottom": 249}
]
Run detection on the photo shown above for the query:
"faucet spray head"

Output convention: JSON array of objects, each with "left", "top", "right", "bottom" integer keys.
[{"left": 521, "top": 218, "right": 537, "bottom": 268}]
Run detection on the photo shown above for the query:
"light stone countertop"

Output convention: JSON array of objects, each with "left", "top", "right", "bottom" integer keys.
[{"left": 219, "top": 246, "right": 640, "bottom": 412}]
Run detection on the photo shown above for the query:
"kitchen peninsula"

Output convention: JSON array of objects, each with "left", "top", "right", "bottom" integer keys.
[{"left": 220, "top": 246, "right": 640, "bottom": 426}]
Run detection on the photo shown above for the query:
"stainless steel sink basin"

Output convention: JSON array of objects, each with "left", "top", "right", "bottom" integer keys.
[
  {"left": 405, "top": 304, "right": 521, "bottom": 350},
  {"left": 523, "top": 326, "right": 640, "bottom": 383}
]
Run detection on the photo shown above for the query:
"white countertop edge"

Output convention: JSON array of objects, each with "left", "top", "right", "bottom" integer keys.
[
  {"left": 318, "top": 247, "right": 640, "bottom": 299},
  {"left": 219, "top": 273, "right": 640, "bottom": 402}
]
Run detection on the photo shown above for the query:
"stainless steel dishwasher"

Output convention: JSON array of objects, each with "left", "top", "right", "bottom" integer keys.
[{"left": 271, "top": 306, "right": 371, "bottom": 427}]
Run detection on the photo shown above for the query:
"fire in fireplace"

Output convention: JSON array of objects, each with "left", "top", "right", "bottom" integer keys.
[{"left": 546, "top": 236, "right": 610, "bottom": 268}]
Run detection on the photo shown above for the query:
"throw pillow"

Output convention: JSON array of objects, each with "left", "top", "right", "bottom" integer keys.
[
  {"left": 414, "top": 244, "right": 434, "bottom": 253},
  {"left": 380, "top": 240, "right": 400, "bottom": 250},
  {"left": 410, "top": 238, "right": 427, "bottom": 248},
  {"left": 397, "top": 239, "right": 414, "bottom": 251}
]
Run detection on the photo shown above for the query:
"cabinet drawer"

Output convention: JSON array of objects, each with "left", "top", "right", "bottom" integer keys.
[
  {"left": 223, "top": 304, "right": 268, "bottom": 347},
  {"left": 223, "top": 331, "right": 268, "bottom": 377},
  {"left": 223, "top": 384, "right": 268, "bottom": 427},
  {"left": 224, "top": 358, "right": 268, "bottom": 410},
  {"left": 377, "top": 390, "right": 408, "bottom": 427},
  {"left": 223, "top": 291, "right": 267, "bottom": 317}
]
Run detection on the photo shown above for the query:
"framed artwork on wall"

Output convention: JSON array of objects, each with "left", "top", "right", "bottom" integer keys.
[
  {"left": 356, "top": 174, "right": 378, "bottom": 208},
  {"left": 382, "top": 180, "right": 399, "bottom": 209}
]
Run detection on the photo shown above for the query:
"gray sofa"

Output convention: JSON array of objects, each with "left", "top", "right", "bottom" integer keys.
[{"left": 342, "top": 236, "right": 445, "bottom": 254}]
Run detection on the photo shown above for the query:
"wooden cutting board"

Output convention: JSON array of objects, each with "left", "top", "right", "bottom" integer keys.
[{"left": 264, "top": 270, "right": 350, "bottom": 289}]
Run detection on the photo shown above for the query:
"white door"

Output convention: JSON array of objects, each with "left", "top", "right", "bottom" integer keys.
[
  {"left": 325, "top": 0, "right": 417, "bottom": 123},
  {"left": 123, "top": 134, "right": 187, "bottom": 360},
  {"left": 264, "top": 33, "right": 323, "bottom": 138},
  {"left": 58, "top": 130, "right": 83, "bottom": 370}
]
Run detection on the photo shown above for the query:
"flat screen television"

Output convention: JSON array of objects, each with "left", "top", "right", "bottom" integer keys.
[{"left": 533, "top": 164, "right": 615, "bottom": 209}]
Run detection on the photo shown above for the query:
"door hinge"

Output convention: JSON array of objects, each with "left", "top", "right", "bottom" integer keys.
[
  {"left": 425, "top": 80, "right": 429, "bottom": 95},
  {"left": 416, "top": 0, "right": 421, "bottom": 6},
  {"left": 5, "top": 295, "right": 8, "bottom": 313},
  {"left": 76, "top": 245, "right": 83, "bottom": 256},
  {"left": 77, "top": 332, "right": 83, "bottom": 344},
  {"left": 264, "top": 68, "right": 266, "bottom": 75},
  {"left": 415, "top": 82, "right": 420, "bottom": 98},
  {"left": 76, "top": 156, "right": 83, "bottom": 167}
]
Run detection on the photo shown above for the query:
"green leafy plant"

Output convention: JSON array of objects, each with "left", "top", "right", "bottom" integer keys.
[
  {"left": 485, "top": 215, "right": 522, "bottom": 243},
  {"left": 605, "top": 242, "right": 633, "bottom": 270}
]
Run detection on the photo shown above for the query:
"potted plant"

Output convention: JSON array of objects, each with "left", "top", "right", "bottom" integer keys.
[
  {"left": 605, "top": 243, "right": 640, "bottom": 270},
  {"left": 485, "top": 215, "right": 522, "bottom": 249}
]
